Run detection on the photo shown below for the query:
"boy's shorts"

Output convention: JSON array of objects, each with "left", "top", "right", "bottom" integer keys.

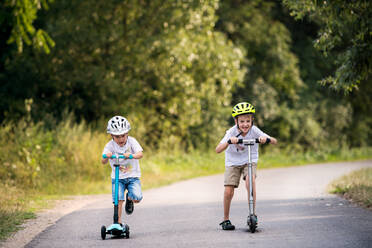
[
  {"left": 111, "top": 177, "right": 143, "bottom": 203},
  {"left": 224, "top": 163, "right": 257, "bottom": 188}
]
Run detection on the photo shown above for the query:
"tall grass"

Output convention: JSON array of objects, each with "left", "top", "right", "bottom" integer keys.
[
  {"left": 329, "top": 168, "right": 372, "bottom": 209},
  {"left": 0, "top": 118, "right": 109, "bottom": 194}
]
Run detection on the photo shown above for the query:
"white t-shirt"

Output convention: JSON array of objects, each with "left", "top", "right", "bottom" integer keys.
[
  {"left": 219, "top": 125, "right": 268, "bottom": 166},
  {"left": 102, "top": 136, "right": 143, "bottom": 179}
]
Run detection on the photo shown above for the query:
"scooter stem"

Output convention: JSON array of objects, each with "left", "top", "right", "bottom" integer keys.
[
  {"left": 247, "top": 144, "right": 254, "bottom": 216},
  {"left": 113, "top": 156, "right": 120, "bottom": 224}
]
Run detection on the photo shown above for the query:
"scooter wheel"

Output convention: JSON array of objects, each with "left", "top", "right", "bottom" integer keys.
[
  {"left": 101, "top": 225, "right": 106, "bottom": 240},
  {"left": 248, "top": 216, "right": 257, "bottom": 233},
  {"left": 124, "top": 224, "right": 130, "bottom": 239}
]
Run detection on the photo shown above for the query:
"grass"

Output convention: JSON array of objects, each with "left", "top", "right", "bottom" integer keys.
[
  {"left": 141, "top": 150, "right": 225, "bottom": 189},
  {"left": 329, "top": 168, "right": 372, "bottom": 210},
  {"left": 258, "top": 146, "right": 372, "bottom": 169},
  {"left": 0, "top": 210, "right": 35, "bottom": 240},
  {"left": 0, "top": 186, "right": 34, "bottom": 240}
]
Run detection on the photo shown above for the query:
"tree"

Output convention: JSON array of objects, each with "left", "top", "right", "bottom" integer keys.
[
  {"left": 1, "top": 0, "right": 55, "bottom": 53},
  {"left": 283, "top": 0, "right": 371, "bottom": 92},
  {"left": 217, "top": 0, "right": 303, "bottom": 102},
  {"left": 216, "top": 0, "right": 304, "bottom": 142},
  {"left": 1, "top": 0, "right": 245, "bottom": 150}
]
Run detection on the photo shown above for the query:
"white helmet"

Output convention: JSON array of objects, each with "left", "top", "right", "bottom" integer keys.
[{"left": 107, "top": 116, "right": 131, "bottom": 135}]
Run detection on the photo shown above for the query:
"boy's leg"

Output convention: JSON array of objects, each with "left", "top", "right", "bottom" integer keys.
[
  {"left": 220, "top": 166, "right": 242, "bottom": 230},
  {"left": 118, "top": 200, "right": 124, "bottom": 223},
  {"left": 223, "top": 166, "right": 242, "bottom": 220},
  {"left": 223, "top": 185, "right": 235, "bottom": 220},
  {"left": 125, "top": 178, "right": 143, "bottom": 214},
  {"left": 220, "top": 186, "right": 235, "bottom": 230}
]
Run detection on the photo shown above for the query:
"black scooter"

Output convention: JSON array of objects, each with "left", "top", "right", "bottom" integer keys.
[{"left": 237, "top": 138, "right": 260, "bottom": 233}]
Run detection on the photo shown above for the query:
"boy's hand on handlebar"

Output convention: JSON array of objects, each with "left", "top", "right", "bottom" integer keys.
[
  {"left": 228, "top": 137, "right": 239, "bottom": 144},
  {"left": 258, "top": 136, "right": 271, "bottom": 144},
  {"left": 123, "top": 153, "right": 133, "bottom": 159},
  {"left": 105, "top": 152, "right": 113, "bottom": 158},
  {"left": 101, "top": 152, "right": 112, "bottom": 164}
]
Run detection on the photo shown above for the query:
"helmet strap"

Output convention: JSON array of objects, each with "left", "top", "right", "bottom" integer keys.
[
  {"left": 236, "top": 129, "right": 243, "bottom": 138},
  {"left": 235, "top": 117, "right": 243, "bottom": 134}
]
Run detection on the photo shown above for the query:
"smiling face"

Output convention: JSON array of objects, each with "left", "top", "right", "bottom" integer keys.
[
  {"left": 235, "top": 114, "right": 254, "bottom": 135},
  {"left": 111, "top": 133, "right": 128, "bottom": 147}
]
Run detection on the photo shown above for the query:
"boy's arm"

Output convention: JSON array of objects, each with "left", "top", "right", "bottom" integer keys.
[
  {"left": 258, "top": 136, "right": 277, "bottom": 145},
  {"left": 102, "top": 151, "right": 112, "bottom": 164},
  {"left": 216, "top": 136, "right": 240, "bottom": 153},
  {"left": 123, "top": 151, "right": 143, "bottom": 159},
  {"left": 216, "top": 132, "right": 241, "bottom": 153},
  {"left": 132, "top": 151, "right": 143, "bottom": 159},
  {"left": 269, "top": 136, "right": 277, "bottom": 145},
  {"left": 216, "top": 142, "right": 228, "bottom": 153}
]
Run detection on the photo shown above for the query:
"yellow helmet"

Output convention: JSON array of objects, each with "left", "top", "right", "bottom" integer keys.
[{"left": 232, "top": 102, "right": 255, "bottom": 118}]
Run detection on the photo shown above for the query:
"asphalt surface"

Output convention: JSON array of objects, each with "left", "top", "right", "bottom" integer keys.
[{"left": 25, "top": 161, "right": 372, "bottom": 248}]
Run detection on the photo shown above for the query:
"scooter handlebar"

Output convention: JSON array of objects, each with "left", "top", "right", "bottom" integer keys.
[
  {"left": 102, "top": 154, "right": 133, "bottom": 159},
  {"left": 237, "top": 138, "right": 260, "bottom": 144}
]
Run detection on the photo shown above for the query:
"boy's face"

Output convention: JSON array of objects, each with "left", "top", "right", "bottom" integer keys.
[
  {"left": 235, "top": 114, "right": 253, "bottom": 134},
  {"left": 112, "top": 133, "right": 128, "bottom": 147}
]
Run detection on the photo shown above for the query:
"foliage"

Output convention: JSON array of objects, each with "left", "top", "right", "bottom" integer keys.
[
  {"left": 1, "top": 0, "right": 244, "bottom": 150},
  {"left": 280, "top": 1, "right": 372, "bottom": 148},
  {"left": 283, "top": 0, "right": 372, "bottom": 92},
  {"left": 217, "top": 0, "right": 303, "bottom": 101},
  {"left": 1, "top": 0, "right": 55, "bottom": 53},
  {"left": 216, "top": 0, "right": 371, "bottom": 149},
  {"left": 216, "top": 0, "right": 325, "bottom": 149},
  {"left": 0, "top": 115, "right": 109, "bottom": 193},
  {"left": 0, "top": 0, "right": 371, "bottom": 150}
]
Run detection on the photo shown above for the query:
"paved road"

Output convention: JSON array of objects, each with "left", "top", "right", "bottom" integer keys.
[{"left": 25, "top": 161, "right": 372, "bottom": 248}]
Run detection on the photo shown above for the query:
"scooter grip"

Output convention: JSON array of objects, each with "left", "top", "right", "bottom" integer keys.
[
  {"left": 238, "top": 139, "right": 243, "bottom": 144},
  {"left": 102, "top": 154, "right": 132, "bottom": 159}
]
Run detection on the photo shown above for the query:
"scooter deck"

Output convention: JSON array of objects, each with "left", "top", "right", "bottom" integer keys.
[{"left": 106, "top": 223, "right": 129, "bottom": 237}]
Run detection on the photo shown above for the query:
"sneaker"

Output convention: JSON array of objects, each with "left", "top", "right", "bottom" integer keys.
[
  {"left": 219, "top": 220, "right": 235, "bottom": 230},
  {"left": 125, "top": 193, "right": 134, "bottom": 215}
]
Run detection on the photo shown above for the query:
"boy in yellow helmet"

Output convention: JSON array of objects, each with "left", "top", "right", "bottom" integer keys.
[{"left": 216, "top": 102, "right": 277, "bottom": 230}]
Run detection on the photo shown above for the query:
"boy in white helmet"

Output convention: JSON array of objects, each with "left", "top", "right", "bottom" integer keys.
[
  {"left": 102, "top": 116, "right": 143, "bottom": 225},
  {"left": 216, "top": 102, "right": 277, "bottom": 230}
]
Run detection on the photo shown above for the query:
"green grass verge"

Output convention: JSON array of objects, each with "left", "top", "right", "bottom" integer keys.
[
  {"left": 259, "top": 146, "right": 372, "bottom": 168},
  {"left": 0, "top": 210, "right": 35, "bottom": 240},
  {"left": 329, "top": 168, "right": 372, "bottom": 210}
]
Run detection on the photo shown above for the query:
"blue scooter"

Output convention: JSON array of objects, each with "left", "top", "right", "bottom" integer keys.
[{"left": 101, "top": 154, "right": 131, "bottom": 240}]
